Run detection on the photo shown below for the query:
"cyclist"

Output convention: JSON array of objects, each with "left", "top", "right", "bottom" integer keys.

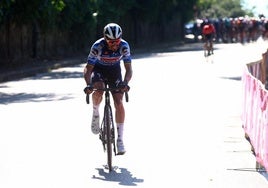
[
  {"left": 83, "top": 23, "right": 133, "bottom": 155},
  {"left": 202, "top": 20, "right": 216, "bottom": 56}
]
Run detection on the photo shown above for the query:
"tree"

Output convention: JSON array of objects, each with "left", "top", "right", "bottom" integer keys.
[
  {"left": 196, "top": 0, "right": 252, "bottom": 18},
  {"left": 0, "top": 0, "right": 199, "bottom": 67}
]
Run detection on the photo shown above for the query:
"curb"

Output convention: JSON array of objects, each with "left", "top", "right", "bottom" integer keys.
[{"left": 0, "top": 58, "right": 84, "bottom": 83}]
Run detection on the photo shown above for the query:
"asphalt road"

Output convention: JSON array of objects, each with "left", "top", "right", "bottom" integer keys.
[{"left": 1, "top": 39, "right": 268, "bottom": 187}]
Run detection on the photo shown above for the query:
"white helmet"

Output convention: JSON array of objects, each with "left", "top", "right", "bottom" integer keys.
[{"left": 103, "top": 23, "right": 122, "bottom": 40}]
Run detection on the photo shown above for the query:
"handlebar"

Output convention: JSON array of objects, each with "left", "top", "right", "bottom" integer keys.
[{"left": 86, "top": 87, "right": 129, "bottom": 104}]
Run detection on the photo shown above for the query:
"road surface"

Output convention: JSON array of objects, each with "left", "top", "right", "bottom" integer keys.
[{"left": 1, "top": 39, "right": 268, "bottom": 187}]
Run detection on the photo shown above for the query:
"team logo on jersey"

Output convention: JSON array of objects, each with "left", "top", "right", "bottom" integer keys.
[
  {"left": 91, "top": 49, "right": 98, "bottom": 56},
  {"left": 100, "top": 56, "right": 122, "bottom": 64}
]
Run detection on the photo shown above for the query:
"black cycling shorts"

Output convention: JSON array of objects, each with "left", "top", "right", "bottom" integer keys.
[
  {"left": 91, "top": 64, "right": 122, "bottom": 90},
  {"left": 204, "top": 34, "right": 213, "bottom": 41}
]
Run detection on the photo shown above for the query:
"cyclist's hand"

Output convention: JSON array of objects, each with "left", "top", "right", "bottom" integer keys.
[
  {"left": 118, "top": 81, "right": 130, "bottom": 92},
  {"left": 84, "top": 84, "right": 94, "bottom": 94}
]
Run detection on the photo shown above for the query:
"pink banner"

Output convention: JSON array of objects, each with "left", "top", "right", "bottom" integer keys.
[{"left": 242, "top": 65, "right": 268, "bottom": 171}]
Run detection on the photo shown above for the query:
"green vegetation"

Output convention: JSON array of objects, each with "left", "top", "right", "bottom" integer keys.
[
  {"left": 197, "top": 0, "right": 253, "bottom": 18},
  {"left": 0, "top": 0, "right": 252, "bottom": 67}
]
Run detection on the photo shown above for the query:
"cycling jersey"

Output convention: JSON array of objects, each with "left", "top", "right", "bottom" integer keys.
[{"left": 87, "top": 38, "right": 131, "bottom": 67}]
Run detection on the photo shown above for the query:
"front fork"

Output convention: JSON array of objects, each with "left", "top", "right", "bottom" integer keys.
[{"left": 99, "top": 106, "right": 116, "bottom": 155}]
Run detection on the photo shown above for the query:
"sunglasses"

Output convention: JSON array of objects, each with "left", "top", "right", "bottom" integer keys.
[{"left": 106, "top": 38, "right": 121, "bottom": 45}]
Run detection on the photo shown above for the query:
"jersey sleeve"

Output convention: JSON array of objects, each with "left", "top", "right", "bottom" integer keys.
[
  {"left": 87, "top": 42, "right": 101, "bottom": 65},
  {"left": 120, "top": 41, "right": 132, "bottom": 64}
]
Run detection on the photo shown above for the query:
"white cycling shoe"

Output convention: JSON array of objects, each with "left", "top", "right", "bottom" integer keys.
[
  {"left": 116, "top": 139, "right": 126, "bottom": 155},
  {"left": 91, "top": 115, "right": 100, "bottom": 134}
]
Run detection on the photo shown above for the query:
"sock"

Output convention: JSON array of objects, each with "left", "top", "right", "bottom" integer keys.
[
  {"left": 117, "top": 123, "right": 124, "bottom": 141},
  {"left": 93, "top": 104, "right": 99, "bottom": 116}
]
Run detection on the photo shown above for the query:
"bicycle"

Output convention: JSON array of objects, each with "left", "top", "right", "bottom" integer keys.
[
  {"left": 85, "top": 83, "right": 129, "bottom": 172},
  {"left": 203, "top": 39, "right": 214, "bottom": 57}
]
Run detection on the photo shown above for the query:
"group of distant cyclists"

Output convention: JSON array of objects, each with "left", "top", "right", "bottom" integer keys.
[
  {"left": 195, "top": 16, "right": 268, "bottom": 45},
  {"left": 194, "top": 16, "right": 268, "bottom": 56}
]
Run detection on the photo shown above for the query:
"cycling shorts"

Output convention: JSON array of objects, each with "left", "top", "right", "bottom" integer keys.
[
  {"left": 204, "top": 34, "right": 213, "bottom": 41},
  {"left": 91, "top": 64, "right": 122, "bottom": 93}
]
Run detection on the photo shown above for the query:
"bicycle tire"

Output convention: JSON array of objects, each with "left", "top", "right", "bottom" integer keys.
[{"left": 104, "top": 104, "right": 113, "bottom": 172}]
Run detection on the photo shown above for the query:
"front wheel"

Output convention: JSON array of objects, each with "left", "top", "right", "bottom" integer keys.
[{"left": 104, "top": 105, "right": 113, "bottom": 172}]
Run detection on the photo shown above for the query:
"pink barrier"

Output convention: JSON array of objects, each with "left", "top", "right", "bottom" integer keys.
[{"left": 242, "top": 65, "right": 268, "bottom": 171}]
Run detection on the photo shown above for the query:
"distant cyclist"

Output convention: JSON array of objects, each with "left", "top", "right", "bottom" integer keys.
[
  {"left": 83, "top": 23, "right": 133, "bottom": 155},
  {"left": 202, "top": 20, "right": 216, "bottom": 56}
]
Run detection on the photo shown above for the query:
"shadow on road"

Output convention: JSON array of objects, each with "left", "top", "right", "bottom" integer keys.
[
  {"left": 0, "top": 64, "right": 82, "bottom": 104},
  {"left": 92, "top": 167, "right": 144, "bottom": 186},
  {"left": 0, "top": 92, "right": 74, "bottom": 104},
  {"left": 220, "top": 76, "right": 242, "bottom": 81},
  {"left": 259, "top": 171, "right": 268, "bottom": 181},
  {"left": 33, "top": 69, "right": 83, "bottom": 80},
  {"left": 227, "top": 168, "right": 268, "bottom": 182}
]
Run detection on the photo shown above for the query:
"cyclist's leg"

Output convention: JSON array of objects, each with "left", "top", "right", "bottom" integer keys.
[
  {"left": 91, "top": 67, "right": 106, "bottom": 107},
  {"left": 90, "top": 70, "right": 105, "bottom": 134},
  {"left": 210, "top": 40, "right": 214, "bottom": 54},
  {"left": 209, "top": 40, "right": 213, "bottom": 54},
  {"left": 203, "top": 36, "right": 208, "bottom": 56},
  {"left": 204, "top": 40, "right": 208, "bottom": 50},
  {"left": 113, "top": 92, "right": 126, "bottom": 150},
  {"left": 92, "top": 81, "right": 104, "bottom": 105},
  {"left": 207, "top": 34, "right": 213, "bottom": 55},
  {"left": 111, "top": 92, "right": 125, "bottom": 154},
  {"left": 203, "top": 35, "right": 207, "bottom": 49},
  {"left": 107, "top": 66, "right": 126, "bottom": 154},
  {"left": 113, "top": 92, "right": 125, "bottom": 128},
  {"left": 106, "top": 66, "right": 125, "bottom": 129}
]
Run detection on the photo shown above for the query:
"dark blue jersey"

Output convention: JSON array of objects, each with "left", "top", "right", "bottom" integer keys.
[{"left": 87, "top": 38, "right": 131, "bottom": 67}]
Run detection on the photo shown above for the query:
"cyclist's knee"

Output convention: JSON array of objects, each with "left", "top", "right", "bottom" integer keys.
[
  {"left": 114, "top": 102, "right": 124, "bottom": 114},
  {"left": 93, "top": 90, "right": 103, "bottom": 98},
  {"left": 92, "top": 91, "right": 103, "bottom": 105},
  {"left": 114, "top": 97, "right": 123, "bottom": 108}
]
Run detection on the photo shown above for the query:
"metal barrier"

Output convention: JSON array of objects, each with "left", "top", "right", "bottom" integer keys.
[{"left": 242, "top": 48, "right": 268, "bottom": 171}]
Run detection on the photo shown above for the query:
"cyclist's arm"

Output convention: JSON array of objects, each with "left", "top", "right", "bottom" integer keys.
[
  {"left": 84, "top": 64, "right": 94, "bottom": 85},
  {"left": 84, "top": 45, "right": 98, "bottom": 86},
  {"left": 121, "top": 42, "right": 132, "bottom": 84},
  {"left": 123, "top": 62, "right": 133, "bottom": 84}
]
